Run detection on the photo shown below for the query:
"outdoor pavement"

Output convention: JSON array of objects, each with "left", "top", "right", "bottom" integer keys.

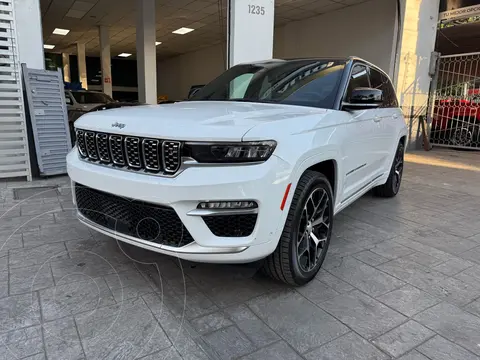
[{"left": 1, "top": 148, "right": 480, "bottom": 360}]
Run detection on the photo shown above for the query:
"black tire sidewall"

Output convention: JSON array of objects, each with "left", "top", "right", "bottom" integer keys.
[
  {"left": 389, "top": 142, "right": 404, "bottom": 194},
  {"left": 288, "top": 175, "right": 333, "bottom": 284}
]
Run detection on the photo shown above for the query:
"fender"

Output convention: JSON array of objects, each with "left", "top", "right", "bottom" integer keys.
[{"left": 271, "top": 149, "right": 341, "bottom": 241}]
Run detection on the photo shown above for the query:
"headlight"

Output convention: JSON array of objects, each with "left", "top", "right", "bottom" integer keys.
[{"left": 184, "top": 141, "right": 276, "bottom": 163}]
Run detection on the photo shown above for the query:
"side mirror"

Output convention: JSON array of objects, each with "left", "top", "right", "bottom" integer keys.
[
  {"left": 65, "top": 97, "right": 72, "bottom": 105},
  {"left": 343, "top": 87, "right": 383, "bottom": 110}
]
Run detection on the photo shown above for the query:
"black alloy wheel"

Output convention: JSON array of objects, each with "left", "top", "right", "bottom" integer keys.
[
  {"left": 263, "top": 171, "right": 333, "bottom": 286},
  {"left": 374, "top": 141, "right": 404, "bottom": 198}
]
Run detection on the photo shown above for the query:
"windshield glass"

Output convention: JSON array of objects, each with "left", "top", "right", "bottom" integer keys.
[
  {"left": 190, "top": 59, "right": 346, "bottom": 109},
  {"left": 72, "top": 92, "right": 114, "bottom": 104}
]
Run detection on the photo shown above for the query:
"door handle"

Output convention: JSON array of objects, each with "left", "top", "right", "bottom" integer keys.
[{"left": 373, "top": 116, "right": 381, "bottom": 123}]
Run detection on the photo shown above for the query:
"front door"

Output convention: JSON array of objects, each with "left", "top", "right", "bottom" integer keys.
[{"left": 341, "top": 64, "right": 380, "bottom": 201}]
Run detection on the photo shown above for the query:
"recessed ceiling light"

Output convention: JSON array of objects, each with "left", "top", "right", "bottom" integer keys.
[
  {"left": 53, "top": 28, "right": 70, "bottom": 35},
  {"left": 172, "top": 27, "right": 194, "bottom": 35},
  {"left": 43, "top": 44, "right": 55, "bottom": 49},
  {"left": 155, "top": 41, "right": 162, "bottom": 46},
  {"left": 118, "top": 53, "right": 132, "bottom": 57}
]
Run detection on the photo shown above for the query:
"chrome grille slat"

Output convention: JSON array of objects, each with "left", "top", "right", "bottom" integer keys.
[
  {"left": 76, "top": 129, "right": 183, "bottom": 176},
  {"left": 162, "top": 141, "right": 181, "bottom": 173},
  {"left": 76, "top": 130, "right": 87, "bottom": 157},
  {"left": 142, "top": 139, "right": 161, "bottom": 171},
  {"left": 85, "top": 131, "right": 99, "bottom": 160},
  {"left": 125, "top": 137, "right": 141, "bottom": 168},
  {"left": 109, "top": 135, "right": 125, "bottom": 165},
  {"left": 96, "top": 133, "right": 110, "bottom": 162}
]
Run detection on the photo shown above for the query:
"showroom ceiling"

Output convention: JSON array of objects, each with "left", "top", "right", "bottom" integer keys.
[{"left": 41, "top": 0, "right": 369, "bottom": 60}]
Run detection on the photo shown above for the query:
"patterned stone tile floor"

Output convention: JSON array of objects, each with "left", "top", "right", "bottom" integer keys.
[{"left": 1, "top": 148, "right": 480, "bottom": 360}]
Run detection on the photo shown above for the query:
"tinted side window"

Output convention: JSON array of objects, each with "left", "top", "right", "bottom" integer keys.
[
  {"left": 369, "top": 68, "right": 398, "bottom": 108},
  {"left": 346, "top": 64, "right": 369, "bottom": 101},
  {"left": 382, "top": 74, "right": 399, "bottom": 108}
]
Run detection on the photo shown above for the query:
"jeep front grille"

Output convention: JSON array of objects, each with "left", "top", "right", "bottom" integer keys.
[{"left": 75, "top": 129, "right": 182, "bottom": 176}]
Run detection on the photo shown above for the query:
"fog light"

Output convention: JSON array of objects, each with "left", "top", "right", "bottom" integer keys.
[{"left": 198, "top": 201, "right": 258, "bottom": 210}]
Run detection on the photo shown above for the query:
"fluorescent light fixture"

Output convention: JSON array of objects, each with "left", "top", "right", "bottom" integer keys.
[
  {"left": 172, "top": 27, "right": 194, "bottom": 35},
  {"left": 43, "top": 44, "right": 55, "bottom": 49},
  {"left": 53, "top": 28, "right": 70, "bottom": 35},
  {"left": 118, "top": 53, "right": 132, "bottom": 57},
  {"left": 155, "top": 41, "right": 162, "bottom": 46}
]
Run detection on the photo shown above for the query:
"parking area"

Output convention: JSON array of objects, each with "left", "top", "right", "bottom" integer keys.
[{"left": 1, "top": 149, "right": 480, "bottom": 360}]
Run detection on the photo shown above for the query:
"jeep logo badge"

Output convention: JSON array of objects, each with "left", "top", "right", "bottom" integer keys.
[{"left": 111, "top": 122, "right": 125, "bottom": 129}]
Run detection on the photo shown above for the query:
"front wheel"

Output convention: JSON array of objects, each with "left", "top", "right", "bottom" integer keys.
[{"left": 262, "top": 171, "right": 333, "bottom": 286}]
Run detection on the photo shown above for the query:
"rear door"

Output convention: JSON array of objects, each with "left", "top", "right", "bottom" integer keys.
[
  {"left": 368, "top": 67, "right": 400, "bottom": 173},
  {"left": 341, "top": 63, "right": 380, "bottom": 201}
]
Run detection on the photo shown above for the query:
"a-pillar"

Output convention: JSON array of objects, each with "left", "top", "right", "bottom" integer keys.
[
  {"left": 99, "top": 26, "right": 112, "bottom": 97},
  {"left": 62, "top": 53, "right": 71, "bottom": 82},
  {"left": 393, "top": 0, "right": 440, "bottom": 150},
  {"left": 227, "top": 0, "right": 275, "bottom": 67},
  {"left": 136, "top": 0, "right": 157, "bottom": 104},
  {"left": 76, "top": 43, "right": 88, "bottom": 90}
]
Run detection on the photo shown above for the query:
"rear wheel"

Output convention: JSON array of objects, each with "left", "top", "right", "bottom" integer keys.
[
  {"left": 374, "top": 141, "right": 404, "bottom": 198},
  {"left": 263, "top": 171, "right": 333, "bottom": 286}
]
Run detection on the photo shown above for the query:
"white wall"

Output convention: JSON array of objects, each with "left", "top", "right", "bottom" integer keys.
[
  {"left": 275, "top": 0, "right": 397, "bottom": 75},
  {"left": 14, "top": 0, "right": 44, "bottom": 69},
  {"left": 157, "top": 0, "right": 397, "bottom": 99},
  {"left": 157, "top": 44, "right": 225, "bottom": 101}
]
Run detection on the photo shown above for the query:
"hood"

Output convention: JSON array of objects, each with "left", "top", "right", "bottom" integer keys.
[
  {"left": 77, "top": 103, "right": 106, "bottom": 111},
  {"left": 74, "top": 101, "right": 327, "bottom": 141}
]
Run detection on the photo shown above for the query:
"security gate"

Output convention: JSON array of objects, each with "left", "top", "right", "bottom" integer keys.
[{"left": 429, "top": 52, "right": 480, "bottom": 149}]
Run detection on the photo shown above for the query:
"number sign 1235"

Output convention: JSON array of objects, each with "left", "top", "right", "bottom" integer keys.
[{"left": 248, "top": 4, "right": 266, "bottom": 15}]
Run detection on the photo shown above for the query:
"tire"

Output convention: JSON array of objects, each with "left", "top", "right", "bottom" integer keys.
[
  {"left": 449, "top": 117, "right": 478, "bottom": 147},
  {"left": 374, "top": 141, "right": 404, "bottom": 198},
  {"left": 263, "top": 170, "right": 333, "bottom": 286}
]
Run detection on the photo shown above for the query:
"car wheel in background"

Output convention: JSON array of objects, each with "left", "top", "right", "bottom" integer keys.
[{"left": 374, "top": 141, "right": 404, "bottom": 198}]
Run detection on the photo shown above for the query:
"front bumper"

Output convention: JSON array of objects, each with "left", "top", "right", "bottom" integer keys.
[{"left": 66, "top": 148, "right": 292, "bottom": 263}]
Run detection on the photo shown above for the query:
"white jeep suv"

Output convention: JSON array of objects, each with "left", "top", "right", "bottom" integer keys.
[{"left": 67, "top": 57, "right": 407, "bottom": 285}]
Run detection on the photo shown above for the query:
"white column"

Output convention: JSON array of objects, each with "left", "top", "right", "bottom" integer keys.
[
  {"left": 76, "top": 43, "right": 88, "bottom": 90},
  {"left": 136, "top": 0, "right": 157, "bottom": 104},
  {"left": 394, "top": 0, "right": 440, "bottom": 150},
  {"left": 13, "top": 0, "right": 44, "bottom": 68},
  {"left": 62, "top": 53, "right": 71, "bottom": 82},
  {"left": 228, "top": 0, "right": 274, "bottom": 67},
  {"left": 99, "top": 26, "right": 112, "bottom": 97}
]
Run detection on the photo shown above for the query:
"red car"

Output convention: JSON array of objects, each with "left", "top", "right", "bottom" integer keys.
[{"left": 431, "top": 89, "right": 480, "bottom": 147}]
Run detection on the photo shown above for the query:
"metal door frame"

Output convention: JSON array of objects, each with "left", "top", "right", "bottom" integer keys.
[{"left": 427, "top": 51, "right": 480, "bottom": 150}]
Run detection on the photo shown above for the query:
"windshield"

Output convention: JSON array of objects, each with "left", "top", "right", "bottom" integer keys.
[
  {"left": 72, "top": 92, "right": 114, "bottom": 104},
  {"left": 189, "top": 59, "right": 346, "bottom": 109}
]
